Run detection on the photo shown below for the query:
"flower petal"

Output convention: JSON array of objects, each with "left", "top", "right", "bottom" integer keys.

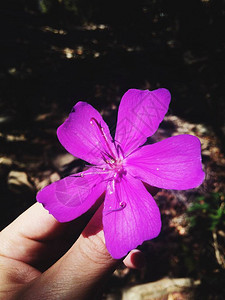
[
  {"left": 37, "top": 168, "right": 107, "bottom": 222},
  {"left": 126, "top": 134, "right": 205, "bottom": 190},
  {"left": 103, "top": 175, "right": 161, "bottom": 259},
  {"left": 115, "top": 88, "right": 171, "bottom": 156},
  {"left": 57, "top": 102, "right": 115, "bottom": 165}
]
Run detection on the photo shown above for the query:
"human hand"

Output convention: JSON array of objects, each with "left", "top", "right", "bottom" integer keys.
[{"left": 0, "top": 199, "right": 145, "bottom": 300}]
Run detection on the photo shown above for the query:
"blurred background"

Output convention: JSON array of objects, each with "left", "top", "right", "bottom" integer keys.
[{"left": 0, "top": 0, "right": 225, "bottom": 299}]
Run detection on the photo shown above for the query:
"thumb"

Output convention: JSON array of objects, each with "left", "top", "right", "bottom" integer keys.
[{"left": 18, "top": 204, "right": 120, "bottom": 300}]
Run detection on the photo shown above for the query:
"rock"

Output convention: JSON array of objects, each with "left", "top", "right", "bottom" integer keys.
[
  {"left": 34, "top": 170, "right": 60, "bottom": 191},
  {"left": 0, "top": 157, "right": 13, "bottom": 178},
  {"left": 50, "top": 172, "right": 60, "bottom": 183},
  {"left": 8, "top": 171, "right": 34, "bottom": 193},
  {"left": 0, "top": 157, "right": 13, "bottom": 166},
  {"left": 122, "top": 278, "right": 200, "bottom": 300},
  {"left": 52, "top": 153, "right": 78, "bottom": 173}
]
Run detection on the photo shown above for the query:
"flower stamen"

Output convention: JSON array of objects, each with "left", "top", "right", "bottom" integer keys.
[
  {"left": 90, "top": 117, "right": 116, "bottom": 160},
  {"left": 104, "top": 201, "right": 127, "bottom": 215}
]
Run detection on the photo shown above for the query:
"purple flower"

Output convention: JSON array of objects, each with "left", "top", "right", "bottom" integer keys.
[{"left": 37, "top": 88, "right": 205, "bottom": 259}]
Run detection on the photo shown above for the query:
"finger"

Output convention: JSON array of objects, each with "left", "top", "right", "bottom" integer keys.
[
  {"left": 18, "top": 204, "right": 120, "bottom": 300},
  {"left": 0, "top": 203, "right": 58, "bottom": 263},
  {"left": 123, "top": 249, "right": 146, "bottom": 269},
  {"left": 0, "top": 201, "right": 97, "bottom": 268}
]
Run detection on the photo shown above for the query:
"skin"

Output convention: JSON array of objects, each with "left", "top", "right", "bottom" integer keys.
[{"left": 0, "top": 200, "right": 146, "bottom": 300}]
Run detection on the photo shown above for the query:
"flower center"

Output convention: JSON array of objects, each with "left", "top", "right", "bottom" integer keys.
[
  {"left": 82, "top": 117, "right": 128, "bottom": 216},
  {"left": 110, "top": 158, "right": 127, "bottom": 181},
  {"left": 90, "top": 117, "right": 126, "bottom": 181}
]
